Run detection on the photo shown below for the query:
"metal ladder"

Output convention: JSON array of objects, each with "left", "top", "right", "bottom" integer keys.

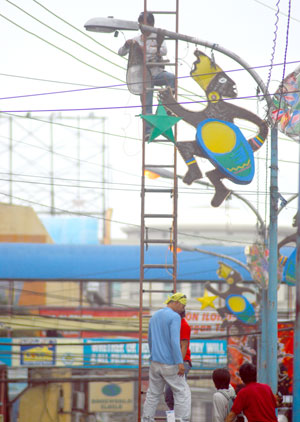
[{"left": 138, "top": 1, "right": 179, "bottom": 421}]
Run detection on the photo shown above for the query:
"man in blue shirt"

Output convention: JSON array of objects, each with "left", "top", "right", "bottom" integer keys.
[{"left": 142, "top": 293, "right": 191, "bottom": 422}]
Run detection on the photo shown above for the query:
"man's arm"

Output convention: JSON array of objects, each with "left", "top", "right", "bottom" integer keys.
[
  {"left": 181, "top": 339, "right": 188, "bottom": 360},
  {"left": 225, "top": 411, "right": 237, "bottom": 422},
  {"left": 118, "top": 39, "right": 135, "bottom": 56}
]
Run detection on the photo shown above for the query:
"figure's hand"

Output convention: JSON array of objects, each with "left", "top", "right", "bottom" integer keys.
[
  {"left": 204, "top": 281, "right": 210, "bottom": 289},
  {"left": 177, "top": 363, "right": 185, "bottom": 377}
]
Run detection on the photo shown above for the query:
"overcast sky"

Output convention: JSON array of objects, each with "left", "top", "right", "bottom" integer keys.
[{"left": 1, "top": 0, "right": 300, "bottom": 242}]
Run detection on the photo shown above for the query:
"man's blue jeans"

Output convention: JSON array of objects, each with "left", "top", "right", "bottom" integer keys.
[{"left": 141, "top": 70, "right": 176, "bottom": 135}]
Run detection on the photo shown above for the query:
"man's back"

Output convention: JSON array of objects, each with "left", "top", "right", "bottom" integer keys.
[
  {"left": 231, "top": 382, "right": 277, "bottom": 422},
  {"left": 148, "top": 307, "right": 182, "bottom": 365}
]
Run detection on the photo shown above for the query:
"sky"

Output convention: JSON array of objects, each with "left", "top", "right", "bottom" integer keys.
[{"left": 1, "top": 0, "right": 300, "bottom": 243}]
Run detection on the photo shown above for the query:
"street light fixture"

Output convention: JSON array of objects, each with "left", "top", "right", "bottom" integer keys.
[{"left": 84, "top": 17, "right": 139, "bottom": 33}]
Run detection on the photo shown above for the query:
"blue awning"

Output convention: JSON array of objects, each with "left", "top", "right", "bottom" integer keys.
[{"left": 0, "top": 243, "right": 251, "bottom": 281}]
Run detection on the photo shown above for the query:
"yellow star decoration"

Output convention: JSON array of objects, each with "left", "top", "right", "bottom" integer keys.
[{"left": 197, "top": 289, "right": 218, "bottom": 310}]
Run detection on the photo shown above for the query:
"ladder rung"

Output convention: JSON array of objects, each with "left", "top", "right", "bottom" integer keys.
[
  {"left": 143, "top": 264, "right": 174, "bottom": 269},
  {"left": 143, "top": 289, "right": 174, "bottom": 293},
  {"left": 147, "top": 60, "right": 170, "bottom": 65},
  {"left": 144, "top": 189, "right": 173, "bottom": 193},
  {"left": 147, "top": 63, "right": 176, "bottom": 66},
  {"left": 145, "top": 239, "right": 173, "bottom": 244},
  {"left": 145, "top": 164, "right": 175, "bottom": 168},
  {"left": 144, "top": 213, "right": 173, "bottom": 218},
  {"left": 150, "top": 11, "right": 177, "bottom": 14},
  {"left": 146, "top": 138, "right": 175, "bottom": 143}
]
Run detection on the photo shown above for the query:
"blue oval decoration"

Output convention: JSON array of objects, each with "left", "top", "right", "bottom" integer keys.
[
  {"left": 283, "top": 248, "right": 296, "bottom": 285},
  {"left": 225, "top": 294, "right": 256, "bottom": 325},
  {"left": 196, "top": 118, "right": 255, "bottom": 184},
  {"left": 102, "top": 384, "right": 121, "bottom": 397}
]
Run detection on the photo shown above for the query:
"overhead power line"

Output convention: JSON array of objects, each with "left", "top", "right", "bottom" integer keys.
[
  {"left": 32, "top": 0, "right": 127, "bottom": 58},
  {"left": 0, "top": 12, "right": 125, "bottom": 84},
  {"left": 6, "top": 0, "right": 126, "bottom": 71}
]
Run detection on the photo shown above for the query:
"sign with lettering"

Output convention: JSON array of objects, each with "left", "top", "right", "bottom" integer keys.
[
  {"left": 88, "top": 382, "right": 134, "bottom": 413},
  {"left": 185, "top": 310, "right": 235, "bottom": 335},
  {"left": 83, "top": 338, "right": 227, "bottom": 369},
  {"left": 83, "top": 339, "right": 150, "bottom": 368},
  {"left": 190, "top": 339, "right": 227, "bottom": 369}
]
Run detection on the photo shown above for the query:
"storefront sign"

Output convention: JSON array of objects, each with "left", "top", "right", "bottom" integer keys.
[{"left": 89, "top": 382, "right": 134, "bottom": 413}]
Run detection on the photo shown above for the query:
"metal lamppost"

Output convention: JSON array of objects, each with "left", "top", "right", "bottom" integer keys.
[{"left": 84, "top": 13, "right": 279, "bottom": 408}]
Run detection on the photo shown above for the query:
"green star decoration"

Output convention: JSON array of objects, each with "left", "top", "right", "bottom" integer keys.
[{"left": 140, "top": 102, "right": 182, "bottom": 143}]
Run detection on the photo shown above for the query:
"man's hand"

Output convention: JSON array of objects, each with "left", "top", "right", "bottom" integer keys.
[
  {"left": 275, "top": 393, "right": 283, "bottom": 407},
  {"left": 125, "top": 39, "right": 137, "bottom": 48},
  {"left": 177, "top": 363, "right": 185, "bottom": 377},
  {"left": 225, "top": 411, "right": 237, "bottom": 422}
]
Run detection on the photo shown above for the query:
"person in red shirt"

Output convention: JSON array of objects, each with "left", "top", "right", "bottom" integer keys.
[
  {"left": 226, "top": 362, "right": 278, "bottom": 422},
  {"left": 165, "top": 310, "right": 192, "bottom": 410}
]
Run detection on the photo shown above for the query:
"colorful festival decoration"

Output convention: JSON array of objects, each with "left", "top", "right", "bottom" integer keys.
[
  {"left": 225, "top": 294, "right": 256, "bottom": 325},
  {"left": 159, "top": 49, "right": 268, "bottom": 207},
  {"left": 196, "top": 289, "right": 217, "bottom": 310},
  {"left": 198, "top": 262, "right": 257, "bottom": 331},
  {"left": 277, "top": 231, "right": 297, "bottom": 286},
  {"left": 140, "top": 101, "right": 182, "bottom": 142},
  {"left": 283, "top": 248, "right": 296, "bottom": 285},
  {"left": 245, "top": 244, "right": 285, "bottom": 288},
  {"left": 270, "top": 65, "right": 300, "bottom": 141}
]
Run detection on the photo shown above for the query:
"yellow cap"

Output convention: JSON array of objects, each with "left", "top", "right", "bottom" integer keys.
[{"left": 164, "top": 292, "right": 187, "bottom": 305}]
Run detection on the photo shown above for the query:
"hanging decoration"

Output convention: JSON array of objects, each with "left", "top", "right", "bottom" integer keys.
[
  {"left": 270, "top": 65, "right": 300, "bottom": 141},
  {"left": 197, "top": 261, "right": 258, "bottom": 332},
  {"left": 140, "top": 101, "right": 182, "bottom": 143},
  {"left": 159, "top": 49, "right": 268, "bottom": 207},
  {"left": 245, "top": 244, "right": 285, "bottom": 289}
]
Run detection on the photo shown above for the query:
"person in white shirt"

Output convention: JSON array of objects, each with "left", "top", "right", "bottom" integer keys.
[
  {"left": 118, "top": 11, "right": 175, "bottom": 138},
  {"left": 212, "top": 368, "right": 236, "bottom": 422}
]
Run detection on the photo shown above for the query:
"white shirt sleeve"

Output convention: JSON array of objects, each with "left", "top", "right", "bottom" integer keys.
[{"left": 212, "top": 392, "right": 228, "bottom": 422}]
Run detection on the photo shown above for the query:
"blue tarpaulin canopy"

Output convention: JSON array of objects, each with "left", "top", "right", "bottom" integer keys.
[{"left": 0, "top": 243, "right": 251, "bottom": 281}]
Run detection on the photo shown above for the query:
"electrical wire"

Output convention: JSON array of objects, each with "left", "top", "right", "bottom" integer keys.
[
  {"left": 0, "top": 89, "right": 295, "bottom": 114},
  {"left": 32, "top": 0, "right": 127, "bottom": 59},
  {"left": 6, "top": 0, "right": 126, "bottom": 71},
  {"left": 251, "top": 0, "right": 300, "bottom": 23},
  {"left": 0, "top": 12, "right": 125, "bottom": 84},
  {"left": 1, "top": 61, "right": 300, "bottom": 103}
]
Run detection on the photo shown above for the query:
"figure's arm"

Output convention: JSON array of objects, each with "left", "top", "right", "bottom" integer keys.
[
  {"left": 204, "top": 281, "right": 225, "bottom": 298},
  {"left": 231, "top": 104, "right": 268, "bottom": 152},
  {"left": 159, "top": 88, "right": 204, "bottom": 127}
]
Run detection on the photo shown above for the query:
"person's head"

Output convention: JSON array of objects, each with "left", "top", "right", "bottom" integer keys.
[
  {"left": 239, "top": 362, "right": 257, "bottom": 384},
  {"left": 212, "top": 368, "right": 231, "bottom": 389},
  {"left": 138, "top": 11, "right": 155, "bottom": 26},
  {"left": 164, "top": 292, "right": 187, "bottom": 314},
  {"left": 235, "top": 383, "right": 246, "bottom": 394}
]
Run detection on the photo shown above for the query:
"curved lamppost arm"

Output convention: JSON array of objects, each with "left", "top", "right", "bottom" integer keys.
[
  {"left": 178, "top": 244, "right": 250, "bottom": 273},
  {"left": 139, "top": 24, "right": 273, "bottom": 108}
]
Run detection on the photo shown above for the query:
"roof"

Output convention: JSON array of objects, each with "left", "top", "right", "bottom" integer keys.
[{"left": 0, "top": 243, "right": 251, "bottom": 281}]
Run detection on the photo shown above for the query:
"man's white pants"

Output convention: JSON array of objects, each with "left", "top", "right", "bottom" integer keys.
[{"left": 142, "top": 361, "right": 191, "bottom": 422}]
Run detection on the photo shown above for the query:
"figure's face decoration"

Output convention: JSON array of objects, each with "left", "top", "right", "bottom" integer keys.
[
  {"left": 207, "top": 71, "right": 237, "bottom": 99},
  {"left": 190, "top": 50, "right": 237, "bottom": 99}
]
